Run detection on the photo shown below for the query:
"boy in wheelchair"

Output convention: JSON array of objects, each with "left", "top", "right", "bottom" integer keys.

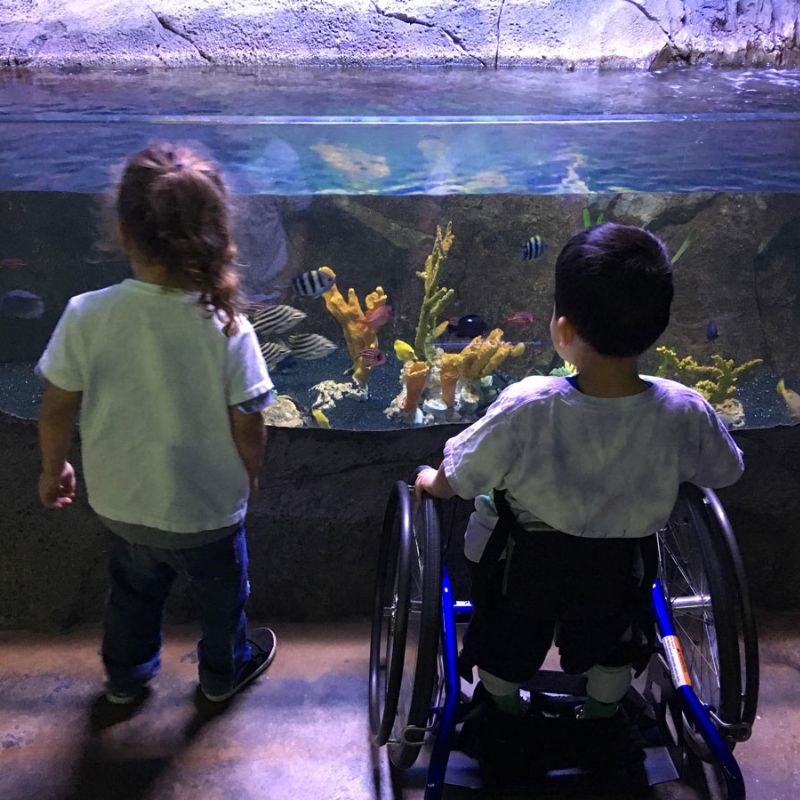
[{"left": 415, "top": 222, "right": 744, "bottom": 724}]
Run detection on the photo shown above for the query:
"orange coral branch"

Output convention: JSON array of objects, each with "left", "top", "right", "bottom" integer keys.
[{"left": 402, "top": 361, "right": 429, "bottom": 413}]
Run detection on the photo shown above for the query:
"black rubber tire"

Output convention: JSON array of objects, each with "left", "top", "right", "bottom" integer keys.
[
  {"left": 369, "top": 480, "right": 414, "bottom": 747},
  {"left": 658, "top": 483, "right": 742, "bottom": 759},
  {"left": 700, "top": 487, "right": 759, "bottom": 735},
  {"left": 387, "top": 493, "right": 443, "bottom": 769}
]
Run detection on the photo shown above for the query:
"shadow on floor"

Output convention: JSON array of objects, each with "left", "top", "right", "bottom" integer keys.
[{"left": 1, "top": 613, "right": 799, "bottom": 800}]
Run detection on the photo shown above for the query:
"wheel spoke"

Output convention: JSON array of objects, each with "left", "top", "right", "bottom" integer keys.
[
  {"left": 674, "top": 611, "right": 719, "bottom": 680},
  {"left": 661, "top": 534, "right": 702, "bottom": 596},
  {"left": 661, "top": 512, "right": 726, "bottom": 715}
]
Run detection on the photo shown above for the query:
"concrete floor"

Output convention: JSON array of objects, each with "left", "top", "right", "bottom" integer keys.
[{"left": 1, "top": 612, "right": 798, "bottom": 800}]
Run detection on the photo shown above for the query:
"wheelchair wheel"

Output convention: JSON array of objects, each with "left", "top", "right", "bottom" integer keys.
[
  {"left": 369, "top": 481, "right": 413, "bottom": 747},
  {"left": 388, "top": 492, "right": 442, "bottom": 769},
  {"left": 368, "top": 481, "right": 442, "bottom": 768},
  {"left": 701, "top": 488, "right": 759, "bottom": 737},
  {"left": 658, "top": 483, "right": 757, "bottom": 757}
]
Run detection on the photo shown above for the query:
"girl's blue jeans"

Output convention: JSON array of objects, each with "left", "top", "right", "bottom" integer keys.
[{"left": 101, "top": 525, "right": 252, "bottom": 696}]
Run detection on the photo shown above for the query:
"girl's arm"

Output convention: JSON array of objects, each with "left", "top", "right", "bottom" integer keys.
[
  {"left": 38, "top": 382, "right": 82, "bottom": 508},
  {"left": 229, "top": 407, "right": 267, "bottom": 495}
]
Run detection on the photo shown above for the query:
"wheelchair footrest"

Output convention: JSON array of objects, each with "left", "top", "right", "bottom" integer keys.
[{"left": 450, "top": 679, "right": 679, "bottom": 793}]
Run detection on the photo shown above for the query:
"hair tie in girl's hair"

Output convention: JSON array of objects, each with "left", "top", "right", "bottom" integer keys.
[{"left": 173, "top": 162, "right": 183, "bottom": 170}]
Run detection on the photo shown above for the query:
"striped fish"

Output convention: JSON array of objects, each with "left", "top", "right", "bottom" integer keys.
[
  {"left": 249, "top": 304, "right": 307, "bottom": 336},
  {"left": 292, "top": 268, "right": 336, "bottom": 298},
  {"left": 287, "top": 333, "right": 337, "bottom": 360},
  {"left": 260, "top": 341, "right": 292, "bottom": 369},
  {"left": 522, "top": 235, "right": 547, "bottom": 260},
  {"left": 360, "top": 347, "right": 387, "bottom": 367}
]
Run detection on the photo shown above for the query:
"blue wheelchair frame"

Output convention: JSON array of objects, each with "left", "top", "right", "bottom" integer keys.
[{"left": 424, "top": 574, "right": 746, "bottom": 799}]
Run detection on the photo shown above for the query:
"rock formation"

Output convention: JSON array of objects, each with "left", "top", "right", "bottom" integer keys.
[{"left": 1, "top": 0, "right": 798, "bottom": 70}]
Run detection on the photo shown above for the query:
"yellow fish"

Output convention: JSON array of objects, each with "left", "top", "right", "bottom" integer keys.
[
  {"left": 776, "top": 379, "right": 800, "bottom": 417},
  {"left": 312, "top": 408, "right": 331, "bottom": 428},
  {"left": 394, "top": 339, "right": 417, "bottom": 362}
]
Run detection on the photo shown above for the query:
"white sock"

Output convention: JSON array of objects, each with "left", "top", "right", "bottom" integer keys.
[
  {"left": 478, "top": 668, "right": 523, "bottom": 715},
  {"left": 585, "top": 663, "right": 632, "bottom": 705}
]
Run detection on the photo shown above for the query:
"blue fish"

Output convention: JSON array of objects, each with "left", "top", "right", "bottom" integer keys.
[
  {"left": 522, "top": 235, "right": 547, "bottom": 260},
  {"left": 292, "top": 268, "right": 336, "bottom": 298},
  {"left": 706, "top": 320, "right": 719, "bottom": 341},
  {"left": 0, "top": 289, "right": 45, "bottom": 319},
  {"left": 447, "top": 314, "right": 489, "bottom": 339}
]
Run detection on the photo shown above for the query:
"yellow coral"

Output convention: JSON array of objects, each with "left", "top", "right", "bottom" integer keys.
[
  {"left": 320, "top": 265, "right": 388, "bottom": 388},
  {"left": 656, "top": 346, "right": 762, "bottom": 405},
  {"left": 777, "top": 379, "right": 800, "bottom": 417},
  {"left": 459, "top": 328, "right": 525, "bottom": 380},
  {"left": 414, "top": 222, "right": 455, "bottom": 362}
]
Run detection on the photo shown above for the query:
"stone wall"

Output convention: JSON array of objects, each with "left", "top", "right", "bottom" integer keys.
[
  {"left": 1, "top": 0, "right": 798, "bottom": 70},
  {"left": 2, "top": 409, "right": 799, "bottom": 631},
  {"left": 0, "top": 410, "right": 472, "bottom": 630}
]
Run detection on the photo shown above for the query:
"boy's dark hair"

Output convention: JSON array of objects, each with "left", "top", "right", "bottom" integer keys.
[{"left": 554, "top": 222, "right": 673, "bottom": 357}]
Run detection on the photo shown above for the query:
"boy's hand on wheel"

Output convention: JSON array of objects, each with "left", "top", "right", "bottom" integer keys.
[{"left": 414, "top": 467, "right": 438, "bottom": 502}]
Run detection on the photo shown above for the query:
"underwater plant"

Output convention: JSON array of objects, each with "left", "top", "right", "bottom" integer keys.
[
  {"left": 655, "top": 346, "right": 762, "bottom": 405},
  {"left": 582, "top": 207, "right": 605, "bottom": 228},
  {"left": 387, "top": 224, "right": 525, "bottom": 425},
  {"left": 320, "top": 265, "right": 389, "bottom": 388},
  {"left": 670, "top": 237, "right": 691, "bottom": 265},
  {"left": 413, "top": 221, "right": 455, "bottom": 363},
  {"left": 583, "top": 206, "right": 690, "bottom": 265},
  {"left": 548, "top": 360, "right": 577, "bottom": 377}
]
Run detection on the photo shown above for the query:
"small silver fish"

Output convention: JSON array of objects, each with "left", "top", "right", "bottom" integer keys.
[
  {"left": 292, "top": 268, "right": 336, "bottom": 298},
  {"left": 249, "top": 304, "right": 307, "bottom": 336},
  {"left": 259, "top": 341, "right": 292, "bottom": 369},
  {"left": 287, "top": 333, "right": 337, "bottom": 360},
  {"left": 0, "top": 289, "right": 45, "bottom": 319}
]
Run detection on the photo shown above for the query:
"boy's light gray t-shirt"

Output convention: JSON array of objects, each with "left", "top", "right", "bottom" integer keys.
[{"left": 444, "top": 375, "right": 744, "bottom": 559}]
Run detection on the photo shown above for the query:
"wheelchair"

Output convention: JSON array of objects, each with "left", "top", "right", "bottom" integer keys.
[{"left": 369, "top": 478, "right": 759, "bottom": 799}]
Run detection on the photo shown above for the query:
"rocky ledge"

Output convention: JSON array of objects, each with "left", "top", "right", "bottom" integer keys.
[{"left": 1, "top": 0, "right": 799, "bottom": 71}]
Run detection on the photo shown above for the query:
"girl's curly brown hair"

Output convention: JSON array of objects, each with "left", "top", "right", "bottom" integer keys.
[{"left": 115, "top": 143, "right": 242, "bottom": 335}]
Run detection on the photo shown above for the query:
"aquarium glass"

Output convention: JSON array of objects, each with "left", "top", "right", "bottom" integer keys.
[{"left": 1, "top": 66, "right": 799, "bottom": 430}]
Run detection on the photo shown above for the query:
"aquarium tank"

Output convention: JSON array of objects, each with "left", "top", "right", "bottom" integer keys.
[{"left": 1, "top": 66, "right": 799, "bottom": 431}]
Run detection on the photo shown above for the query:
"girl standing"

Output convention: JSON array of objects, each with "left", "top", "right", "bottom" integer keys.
[{"left": 38, "top": 143, "right": 276, "bottom": 704}]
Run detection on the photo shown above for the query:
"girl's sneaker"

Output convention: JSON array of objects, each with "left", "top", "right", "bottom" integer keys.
[
  {"left": 201, "top": 627, "right": 277, "bottom": 703},
  {"left": 105, "top": 684, "right": 148, "bottom": 705}
]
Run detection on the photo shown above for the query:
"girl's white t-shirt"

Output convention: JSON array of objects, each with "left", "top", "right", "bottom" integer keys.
[
  {"left": 444, "top": 375, "right": 744, "bottom": 558},
  {"left": 37, "top": 279, "right": 273, "bottom": 533}
]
